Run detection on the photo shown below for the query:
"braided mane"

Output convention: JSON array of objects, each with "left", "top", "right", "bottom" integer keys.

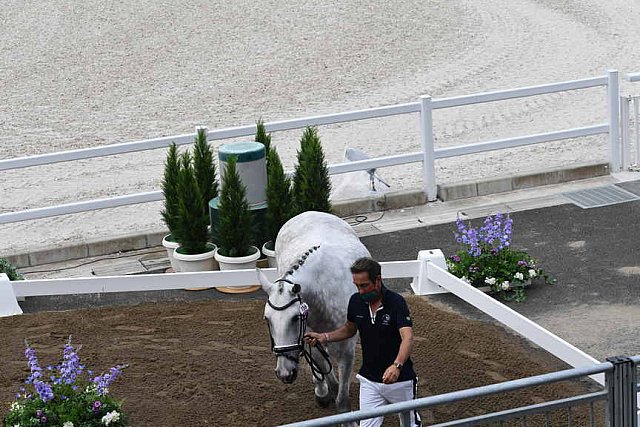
[{"left": 284, "top": 245, "right": 321, "bottom": 277}]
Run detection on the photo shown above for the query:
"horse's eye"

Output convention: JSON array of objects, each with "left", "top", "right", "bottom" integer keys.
[{"left": 290, "top": 316, "right": 299, "bottom": 324}]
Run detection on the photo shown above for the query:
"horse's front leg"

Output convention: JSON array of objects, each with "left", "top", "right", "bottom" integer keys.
[{"left": 309, "top": 345, "right": 337, "bottom": 407}]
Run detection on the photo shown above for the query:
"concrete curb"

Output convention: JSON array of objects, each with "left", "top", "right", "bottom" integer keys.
[
  {"left": 2, "top": 162, "right": 610, "bottom": 268},
  {"left": 437, "top": 162, "right": 609, "bottom": 201}
]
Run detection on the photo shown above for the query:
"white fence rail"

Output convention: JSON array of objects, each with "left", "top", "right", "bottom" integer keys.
[{"left": 0, "top": 70, "right": 629, "bottom": 225}]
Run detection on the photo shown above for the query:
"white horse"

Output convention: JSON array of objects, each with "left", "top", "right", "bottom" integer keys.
[{"left": 258, "top": 211, "right": 370, "bottom": 416}]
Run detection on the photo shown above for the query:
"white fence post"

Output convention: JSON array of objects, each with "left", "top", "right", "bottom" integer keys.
[
  {"left": 608, "top": 69, "right": 621, "bottom": 171},
  {"left": 410, "top": 249, "right": 448, "bottom": 295},
  {"left": 621, "top": 95, "right": 631, "bottom": 169},
  {"left": 420, "top": 96, "right": 437, "bottom": 201},
  {"left": 0, "top": 273, "right": 23, "bottom": 317}
]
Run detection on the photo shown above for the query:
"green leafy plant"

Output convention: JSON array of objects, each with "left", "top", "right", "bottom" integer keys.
[
  {"left": 160, "top": 143, "right": 181, "bottom": 239},
  {"left": 3, "top": 337, "right": 128, "bottom": 427},
  {"left": 216, "top": 156, "right": 254, "bottom": 257},
  {"left": 0, "top": 258, "right": 23, "bottom": 281},
  {"left": 265, "top": 148, "right": 293, "bottom": 249},
  {"left": 192, "top": 127, "right": 218, "bottom": 219},
  {"left": 292, "top": 126, "right": 332, "bottom": 215},
  {"left": 173, "top": 151, "right": 210, "bottom": 255},
  {"left": 446, "top": 213, "right": 554, "bottom": 302}
]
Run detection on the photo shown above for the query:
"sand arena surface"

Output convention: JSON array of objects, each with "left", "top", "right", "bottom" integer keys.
[{"left": 3, "top": 0, "right": 640, "bottom": 254}]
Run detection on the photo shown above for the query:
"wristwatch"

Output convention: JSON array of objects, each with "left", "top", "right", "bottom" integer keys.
[{"left": 394, "top": 362, "right": 403, "bottom": 370}]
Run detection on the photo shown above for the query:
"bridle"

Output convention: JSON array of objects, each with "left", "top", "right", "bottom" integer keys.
[{"left": 266, "top": 278, "right": 332, "bottom": 381}]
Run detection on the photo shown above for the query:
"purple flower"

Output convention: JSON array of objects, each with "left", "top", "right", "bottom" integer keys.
[
  {"left": 93, "top": 400, "right": 103, "bottom": 412},
  {"left": 92, "top": 365, "right": 125, "bottom": 396},
  {"left": 450, "top": 255, "right": 461, "bottom": 263},
  {"left": 59, "top": 337, "right": 84, "bottom": 385},
  {"left": 517, "top": 260, "right": 528, "bottom": 267},
  {"left": 24, "top": 344, "right": 54, "bottom": 402}
]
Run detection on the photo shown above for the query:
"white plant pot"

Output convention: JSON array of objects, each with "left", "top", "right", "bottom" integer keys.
[
  {"left": 214, "top": 246, "right": 261, "bottom": 293},
  {"left": 162, "top": 234, "right": 181, "bottom": 272},
  {"left": 173, "top": 243, "right": 219, "bottom": 273},
  {"left": 261, "top": 241, "right": 277, "bottom": 268}
]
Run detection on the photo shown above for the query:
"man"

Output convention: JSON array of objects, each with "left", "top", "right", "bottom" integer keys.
[{"left": 304, "top": 257, "right": 421, "bottom": 427}]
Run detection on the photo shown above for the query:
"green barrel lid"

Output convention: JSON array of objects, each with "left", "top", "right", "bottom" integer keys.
[
  {"left": 218, "top": 142, "right": 265, "bottom": 163},
  {"left": 209, "top": 197, "right": 267, "bottom": 210}
]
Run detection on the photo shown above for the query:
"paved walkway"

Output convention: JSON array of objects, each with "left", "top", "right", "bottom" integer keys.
[{"left": 15, "top": 171, "right": 640, "bottom": 362}]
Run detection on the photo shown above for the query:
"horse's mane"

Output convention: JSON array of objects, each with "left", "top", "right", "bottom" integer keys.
[{"left": 283, "top": 245, "right": 321, "bottom": 278}]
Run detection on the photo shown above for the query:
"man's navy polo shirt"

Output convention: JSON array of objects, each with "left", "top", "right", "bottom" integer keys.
[{"left": 347, "top": 284, "right": 416, "bottom": 383}]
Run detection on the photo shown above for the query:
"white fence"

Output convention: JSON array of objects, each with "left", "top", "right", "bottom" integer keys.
[{"left": 0, "top": 70, "right": 629, "bottom": 226}]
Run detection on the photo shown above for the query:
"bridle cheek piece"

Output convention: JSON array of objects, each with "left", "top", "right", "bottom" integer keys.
[{"left": 266, "top": 290, "right": 309, "bottom": 362}]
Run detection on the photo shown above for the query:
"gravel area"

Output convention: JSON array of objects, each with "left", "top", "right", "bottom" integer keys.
[{"left": 3, "top": 0, "right": 640, "bottom": 254}]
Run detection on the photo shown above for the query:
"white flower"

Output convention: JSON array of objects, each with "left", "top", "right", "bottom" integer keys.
[
  {"left": 10, "top": 401, "right": 21, "bottom": 411},
  {"left": 461, "top": 276, "right": 469, "bottom": 283},
  {"left": 501, "top": 281, "right": 510, "bottom": 291},
  {"left": 484, "top": 277, "right": 496, "bottom": 285},
  {"left": 102, "top": 411, "right": 120, "bottom": 426},
  {"left": 528, "top": 269, "right": 537, "bottom": 278},
  {"left": 63, "top": 422, "right": 75, "bottom": 427},
  {"left": 514, "top": 272, "right": 524, "bottom": 281}
]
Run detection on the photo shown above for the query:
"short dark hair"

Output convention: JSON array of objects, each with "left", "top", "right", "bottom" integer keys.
[{"left": 350, "top": 257, "right": 381, "bottom": 283}]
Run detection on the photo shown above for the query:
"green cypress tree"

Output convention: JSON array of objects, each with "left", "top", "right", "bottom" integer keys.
[
  {"left": 216, "top": 156, "right": 254, "bottom": 257},
  {"left": 192, "top": 127, "right": 218, "bottom": 219},
  {"left": 254, "top": 118, "right": 271, "bottom": 155},
  {"left": 174, "top": 151, "right": 209, "bottom": 254},
  {"left": 265, "top": 148, "right": 293, "bottom": 248},
  {"left": 292, "top": 126, "right": 332, "bottom": 214},
  {"left": 160, "top": 143, "right": 181, "bottom": 238}
]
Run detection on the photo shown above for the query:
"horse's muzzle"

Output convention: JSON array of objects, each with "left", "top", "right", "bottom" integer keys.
[{"left": 277, "top": 367, "right": 298, "bottom": 384}]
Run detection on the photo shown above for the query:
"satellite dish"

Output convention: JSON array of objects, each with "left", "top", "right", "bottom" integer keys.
[{"left": 344, "top": 148, "right": 390, "bottom": 192}]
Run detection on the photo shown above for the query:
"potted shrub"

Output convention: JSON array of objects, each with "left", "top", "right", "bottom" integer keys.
[
  {"left": 262, "top": 147, "right": 293, "bottom": 267},
  {"left": 214, "top": 155, "right": 261, "bottom": 272},
  {"left": 292, "top": 126, "right": 332, "bottom": 215},
  {"left": 446, "top": 212, "right": 554, "bottom": 302},
  {"left": 254, "top": 118, "right": 272, "bottom": 156},
  {"left": 192, "top": 126, "right": 219, "bottom": 226},
  {"left": 160, "top": 143, "right": 181, "bottom": 271},
  {"left": 172, "top": 150, "right": 218, "bottom": 272}
]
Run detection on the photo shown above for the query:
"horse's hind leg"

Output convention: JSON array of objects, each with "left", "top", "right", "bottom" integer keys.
[{"left": 333, "top": 339, "right": 356, "bottom": 415}]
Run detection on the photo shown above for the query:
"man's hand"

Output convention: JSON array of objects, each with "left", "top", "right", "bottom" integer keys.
[
  {"left": 303, "top": 332, "right": 327, "bottom": 346},
  {"left": 382, "top": 364, "right": 401, "bottom": 384}
]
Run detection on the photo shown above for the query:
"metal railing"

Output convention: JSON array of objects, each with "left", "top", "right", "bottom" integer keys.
[{"left": 0, "top": 71, "right": 624, "bottom": 225}]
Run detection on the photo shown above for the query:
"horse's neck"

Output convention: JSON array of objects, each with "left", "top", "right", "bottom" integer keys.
[{"left": 292, "top": 264, "right": 348, "bottom": 331}]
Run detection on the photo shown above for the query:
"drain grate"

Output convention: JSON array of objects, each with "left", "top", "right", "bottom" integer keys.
[{"left": 562, "top": 185, "right": 640, "bottom": 209}]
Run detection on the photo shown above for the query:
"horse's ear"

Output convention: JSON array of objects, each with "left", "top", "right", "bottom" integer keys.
[{"left": 257, "top": 269, "right": 274, "bottom": 293}]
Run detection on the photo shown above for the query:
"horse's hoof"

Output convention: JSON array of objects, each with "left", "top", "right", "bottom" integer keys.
[{"left": 315, "top": 393, "right": 333, "bottom": 408}]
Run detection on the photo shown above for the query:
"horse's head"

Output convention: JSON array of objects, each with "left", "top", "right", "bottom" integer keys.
[{"left": 258, "top": 269, "right": 309, "bottom": 384}]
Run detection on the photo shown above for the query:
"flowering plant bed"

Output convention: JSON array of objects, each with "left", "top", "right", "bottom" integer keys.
[
  {"left": 4, "top": 337, "right": 128, "bottom": 427},
  {"left": 447, "top": 213, "right": 554, "bottom": 302}
]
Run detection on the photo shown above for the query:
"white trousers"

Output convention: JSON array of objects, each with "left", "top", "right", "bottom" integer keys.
[{"left": 357, "top": 374, "right": 421, "bottom": 427}]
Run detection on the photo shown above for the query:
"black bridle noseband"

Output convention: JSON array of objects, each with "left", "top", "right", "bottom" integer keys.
[{"left": 266, "top": 278, "right": 332, "bottom": 381}]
